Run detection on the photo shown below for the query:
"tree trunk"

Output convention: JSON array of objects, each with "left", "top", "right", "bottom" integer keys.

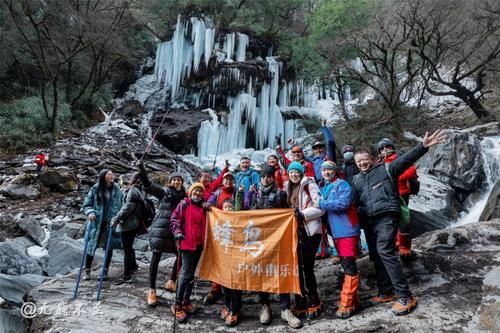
[
  {"left": 464, "top": 96, "right": 490, "bottom": 119},
  {"left": 335, "top": 75, "right": 351, "bottom": 123}
]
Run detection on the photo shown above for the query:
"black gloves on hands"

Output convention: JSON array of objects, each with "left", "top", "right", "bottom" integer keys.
[
  {"left": 294, "top": 208, "right": 305, "bottom": 223},
  {"left": 174, "top": 233, "right": 185, "bottom": 241}
]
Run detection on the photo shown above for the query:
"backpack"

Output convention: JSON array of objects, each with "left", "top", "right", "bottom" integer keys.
[
  {"left": 408, "top": 177, "right": 420, "bottom": 195},
  {"left": 134, "top": 190, "right": 156, "bottom": 229}
]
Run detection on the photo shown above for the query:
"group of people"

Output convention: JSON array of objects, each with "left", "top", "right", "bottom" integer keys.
[{"left": 81, "top": 124, "right": 445, "bottom": 328}]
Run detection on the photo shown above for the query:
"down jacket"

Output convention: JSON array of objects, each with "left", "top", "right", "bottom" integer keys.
[{"left": 170, "top": 198, "right": 206, "bottom": 251}]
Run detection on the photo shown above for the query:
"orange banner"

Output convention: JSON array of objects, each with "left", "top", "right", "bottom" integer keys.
[{"left": 196, "top": 208, "right": 301, "bottom": 294}]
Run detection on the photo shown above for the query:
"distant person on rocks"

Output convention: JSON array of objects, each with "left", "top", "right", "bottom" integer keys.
[
  {"left": 351, "top": 129, "right": 446, "bottom": 316},
  {"left": 315, "top": 160, "right": 360, "bottom": 319},
  {"left": 34, "top": 150, "right": 47, "bottom": 173},
  {"left": 110, "top": 173, "right": 143, "bottom": 285},
  {"left": 170, "top": 182, "right": 210, "bottom": 323},
  {"left": 137, "top": 162, "right": 186, "bottom": 307},
  {"left": 377, "top": 138, "right": 418, "bottom": 258},
  {"left": 82, "top": 169, "right": 123, "bottom": 281},
  {"left": 234, "top": 156, "right": 261, "bottom": 194}
]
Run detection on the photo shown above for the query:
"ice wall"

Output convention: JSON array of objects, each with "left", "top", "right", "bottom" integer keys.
[{"left": 154, "top": 15, "right": 314, "bottom": 157}]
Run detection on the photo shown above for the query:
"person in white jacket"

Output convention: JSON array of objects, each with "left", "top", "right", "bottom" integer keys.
[{"left": 284, "top": 161, "right": 325, "bottom": 320}]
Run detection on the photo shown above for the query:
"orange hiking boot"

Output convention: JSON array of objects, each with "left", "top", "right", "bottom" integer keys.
[
  {"left": 225, "top": 312, "right": 239, "bottom": 327},
  {"left": 220, "top": 306, "right": 229, "bottom": 320},
  {"left": 171, "top": 304, "right": 188, "bottom": 323},
  {"left": 392, "top": 296, "right": 417, "bottom": 315},
  {"left": 306, "top": 303, "right": 323, "bottom": 320},
  {"left": 147, "top": 289, "right": 157, "bottom": 307},
  {"left": 164, "top": 279, "right": 176, "bottom": 292},
  {"left": 367, "top": 293, "right": 397, "bottom": 306},
  {"left": 336, "top": 274, "right": 360, "bottom": 319}
]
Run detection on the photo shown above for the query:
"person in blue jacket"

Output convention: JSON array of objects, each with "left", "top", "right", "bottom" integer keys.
[
  {"left": 234, "top": 156, "right": 260, "bottom": 194},
  {"left": 315, "top": 160, "right": 360, "bottom": 319},
  {"left": 82, "top": 169, "right": 123, "bottom": 281}
]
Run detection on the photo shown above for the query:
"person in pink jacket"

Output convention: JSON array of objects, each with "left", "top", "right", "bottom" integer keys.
[{"left": 169, "top": 182, "right": 208, "bottom": 323}]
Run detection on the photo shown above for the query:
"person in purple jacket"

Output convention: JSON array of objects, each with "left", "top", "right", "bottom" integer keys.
[{"left": 315, "top": 160, "right": 360, "bottom": 319}]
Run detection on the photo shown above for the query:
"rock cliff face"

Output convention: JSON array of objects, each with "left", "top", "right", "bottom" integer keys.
[{"left": 22, "top": 220, "right": 500, "bottom": 333}]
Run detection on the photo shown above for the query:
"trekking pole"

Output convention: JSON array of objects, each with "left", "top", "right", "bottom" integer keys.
[
  {"left": 73, "top": 220, "right": 92, "bottom": 300},
  {"left": 96, "top": 225, "right": 114, "bottom": 301},
  {"left": 140, "top": 109, "right": 170, "bottom": 161},
  {"left": 173, "top": 244, "right": 181, "bottom": 333}
]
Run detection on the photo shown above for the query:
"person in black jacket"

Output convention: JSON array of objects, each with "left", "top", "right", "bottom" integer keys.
[
  {"left": 137, "top": 162, "right": 187, "bottom": 307},
  {"left": 110, "top": 173, "right": 143, "bottom": 284},
  {"left": 341, "top": 144, "right": 359, "bottom": 185},
  {"left": 351, "top": 129, "right": 445, "bottom": 316}
]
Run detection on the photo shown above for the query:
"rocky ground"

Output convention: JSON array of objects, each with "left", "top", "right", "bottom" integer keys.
[{"left": 22, "top": 220, "right": 500, "bottom": 333}]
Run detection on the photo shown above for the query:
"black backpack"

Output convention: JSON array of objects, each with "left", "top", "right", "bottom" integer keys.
[{"left": 133, "top": 190, "right": 156, "bottom": 228}]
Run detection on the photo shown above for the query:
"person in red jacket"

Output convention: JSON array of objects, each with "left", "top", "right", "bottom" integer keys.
[
  {"left": 377, "top": 138, "right": 417, "bottom": 258},
  {"left": 34, "top": 150, "right": 47, "bottom": 173},
  {"left": 170, "top": 182, "right": 209, "bottom": 323},
  {"left": 266, "top": 154, "right": 284, "bottom": 189},
  {"left": 198, "top": 160, "right": 230, "bottom": 201},
  {"left": 276, "top": 143, "right": 315, "bottom": 180}
]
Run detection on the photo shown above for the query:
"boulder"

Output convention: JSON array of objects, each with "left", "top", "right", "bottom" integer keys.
[
  {"left": 0, "top": 237, "right": 43, "bottom": 275},
  {"left": 114, "top": 100, "right": 144, "bottom": 117},
  {"left": 417, "top": 131, "right": 484, "bottom": 193},
  {"left": 16, "top": 215, "right": 46, "bottom": 246},
  {"left": 53, "top": 222, "right": 84, "bottom": 239},
  {"left": 0, "top": 174, "right": 41, "bottom": 199},
  {"left": 38, "top": 168, "right": 79, "bottom": 193},
  {"left": 0, "top": 214, "right": 26, "bottom": 241},
  {"left": 44, "top": 235, "right": 84, "bottom": 277},
  {"left": 480, "top": 180, "right": 500, "bottom": 221},
  {"left": 0, "top": 273, "right": 47, "bottom": 306}
]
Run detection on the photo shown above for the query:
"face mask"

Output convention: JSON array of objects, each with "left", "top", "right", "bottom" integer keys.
[
  {"left": 191, "top": 196, "right": 202, "bottom": 203},
  {"left": 343, "top": 152, "right": 354, "bottom": 161}
]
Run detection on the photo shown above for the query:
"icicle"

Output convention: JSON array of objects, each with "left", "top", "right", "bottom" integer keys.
[
  {"left": 236, "top": 33, "right": 249, "bottom": 62},
  {"left": 191, "top": 17, "right": 206, "bottom": 72},
  {"left": 205, "top": 28, "right": 215, "bottom": 66},
  {"left": 224, "top": 33, "right": 236, "bottom": 61}
]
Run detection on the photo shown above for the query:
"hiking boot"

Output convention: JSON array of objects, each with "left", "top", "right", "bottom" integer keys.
[
  {"left": 259, "top": 304, "right": 272, "bottom": 325},
  {"left": 112, "top": 275, "right": 133, "bottom": 285},
  {"left": 220, "top": 306, "right": 229, "bottom": 320},
  {"left": 97, "top": 269, "right": 108, "bottom": 281},
  {"left": 82, "top": 269, "right": 91, "bottom": 281},
  {"left": 164, "top": 279, "right": 176, "bottom": 292},
  {"left": 336, "top": 274, "right": 360, "bottom": 319},
  {"left": 306, "top": 303, "right": 323, "bottom": 320},
  {"left": 392, "top": 296, "right": 417, "bottom": 316},
  {"left": 367, "top": 293, "right": 397, "bottom": 306},
  {"left": 182, "top": 302, "right": 196, "bottom": 315},
  {"left": 203, "top": 289, "right": 222, "bottom": 305},
  {"left": 147, "top": 289, "right": 157, "bottom": 307},
  {"left": 225, "top": 312, "right": 239, "bottom": 327},
  {"left": 171, "top": 304, "right": 187, "bottom": 323},
  {"left": 291, "top": 306, "right": 307, "bottom": 318},
  {"left": 281, "top": 309, "right": 302, "bottom": 329}
]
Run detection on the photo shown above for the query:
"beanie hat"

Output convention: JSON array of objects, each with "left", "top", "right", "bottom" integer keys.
[
  {"left": 261, "top": 165, "right": 276, "bottom": 178},
  {"left": 287, "top": 161, "right": 304, "bottom": 175},
  {"left": 312, "top": 141, "right": 325, "bottom": 149},
  {"left": 168, "top": 172, "right": 184, "bottom": 183},
  {"left": 267, "top": 154, "right": 279, "bottom": 161},
  {"left": 222, "top": 172, "right": 234, "bottom": 179},
  {"left": 188, "top": 182, "right": 204, "bottom": 196},
  {"left": 341, "top": 144, "right": 356, "bottom": 154},
  {"left": 321, "top": 160, "right": 337, "bottom": 170},
  {"left": 377, "top": 138, "right": 395, "bottom": 151}
]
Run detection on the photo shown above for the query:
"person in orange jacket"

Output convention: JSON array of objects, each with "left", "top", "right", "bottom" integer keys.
[
  {"left": 34, "top": 150, "right": 47, "bottom": 173},
  {"left": 377, "top": 138, "right": 417, "bottom": 258}
]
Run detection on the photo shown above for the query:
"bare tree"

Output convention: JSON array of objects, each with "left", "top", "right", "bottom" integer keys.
[{"left": 406, "top": 0, "right": 500, "bottom": 119}]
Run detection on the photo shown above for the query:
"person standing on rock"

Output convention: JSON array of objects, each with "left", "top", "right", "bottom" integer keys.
[
  {"left": 314, "top": 160, "right": 360, "bottom": 319},
  {"left": 82, "top": 169, "right": 123, "bottom": 281},
  {"left": 352, "top": 129, "right": 446, "bottom": 315},
  {"left": 110, "top": 173, "right": 144, "bottom": 285},
  {"left": 377, "top": 138, "right": 418, "bottom": 258},
  {"left": 137, "top": 162, "right": 186, "bottom": 307},
  {"left": 34, "top": 150, "right": 47, "bottom": 173},
  {"left": 170, "top": 182, "right": 209, "bottom": 323}
]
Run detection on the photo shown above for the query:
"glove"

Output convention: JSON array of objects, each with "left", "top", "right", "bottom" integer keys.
[
  {"left": 294, "top": 208, "right": 305, "bottom": 223},
  {"left": 174, "top": 233, "right": 185, "bottom": 241}
]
